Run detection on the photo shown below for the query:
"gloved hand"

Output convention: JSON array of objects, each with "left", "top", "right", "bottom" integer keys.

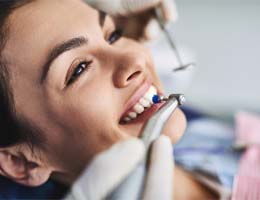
[
  {"left": 85, "top": 0, "right": 177, "bottom": 22},
  {"left": 65, "top": 135, "right": 174, "bottom": 200},
  {"left": 85, "top": 0, "right": 178, "bottom": 40}
]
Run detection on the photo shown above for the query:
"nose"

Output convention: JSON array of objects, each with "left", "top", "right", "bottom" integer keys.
[{"left": 112, "top": 51, "right": 145, "bottom": 88}]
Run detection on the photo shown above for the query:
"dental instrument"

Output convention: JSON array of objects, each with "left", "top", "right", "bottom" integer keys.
[
  {"left": 154, "top": 7, "right": 195, "bottom": 72},
  {"left": 108, "top": 93, "right": 185, "bottom": 200},
  {"left": 142, "top": 94, "right": 185, "bottom": 148}
]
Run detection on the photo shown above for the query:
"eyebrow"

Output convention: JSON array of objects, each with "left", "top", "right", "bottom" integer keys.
[
  {"left": 40, "top": 11, "right": 107, "bottom": 84},
  {"left": 40, "top": 36, "right": 88, "bottom": 83}
]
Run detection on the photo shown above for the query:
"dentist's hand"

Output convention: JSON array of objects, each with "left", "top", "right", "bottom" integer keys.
[
  {"left": 65, "top": 135, "right": 174, "bottom": 200},
  {"left": 84, "top": 0, "right": 178, "bottom": 40}
]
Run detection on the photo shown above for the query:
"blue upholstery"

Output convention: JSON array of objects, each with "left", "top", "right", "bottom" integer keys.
[{"left": 0, "top": 176, "right": 68, "bottom": 199}]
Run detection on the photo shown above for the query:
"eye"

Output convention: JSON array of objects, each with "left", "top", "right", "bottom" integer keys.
[
  {"left": 67, "top": 61, "right": 92, "bottom": 85},
  {"left": 108, "top": 28, "right": 123, "bottom": 44}
]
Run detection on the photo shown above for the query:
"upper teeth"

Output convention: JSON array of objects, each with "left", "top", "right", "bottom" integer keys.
[{"left": 123, "top": 85, "right": 158, "bottom": 122}]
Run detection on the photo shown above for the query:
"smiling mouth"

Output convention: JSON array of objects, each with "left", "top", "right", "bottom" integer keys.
[{"left": 119, "top": 84, "right": 163, "bottom": 124}]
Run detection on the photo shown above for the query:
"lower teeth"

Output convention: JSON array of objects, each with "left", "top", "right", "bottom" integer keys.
[{"left": 123, "top": 106, "right": 149, "bottom": 123}]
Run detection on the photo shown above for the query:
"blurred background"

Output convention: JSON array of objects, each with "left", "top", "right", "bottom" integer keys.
[{"left": 149, "top": 0, "right": 260, "bottom": 120}]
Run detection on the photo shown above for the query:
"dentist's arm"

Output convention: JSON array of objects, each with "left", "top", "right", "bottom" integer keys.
[
  {"left": 84, "top": 0, "right": 178, "bottom": 40},
  {"left": 65, "top": 135, "right": 174, "bottom": 200}
]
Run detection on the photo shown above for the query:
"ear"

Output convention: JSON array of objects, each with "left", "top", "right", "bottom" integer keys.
[{"left": 0, "top": 147, "right": 52, "bottom": 187}]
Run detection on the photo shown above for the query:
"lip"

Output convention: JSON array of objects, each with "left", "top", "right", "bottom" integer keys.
[
  {"left": 120, "top": 79, "right": 152, "bottom": 119},
  {"left": 119, "top": 79, "right": 164, "bottom": 124}
]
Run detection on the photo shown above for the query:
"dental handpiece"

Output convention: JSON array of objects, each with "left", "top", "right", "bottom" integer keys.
[
  {"left": 108, "top": 94, "right": 185, "bottom": 200},
  {"left": 141, "top": 93, "right": 185, "bottom": 148}
]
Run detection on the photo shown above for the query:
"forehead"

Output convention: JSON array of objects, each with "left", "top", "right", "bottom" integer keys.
[{"left": 3, "top": 0, "right": 99, "bottom": 75}]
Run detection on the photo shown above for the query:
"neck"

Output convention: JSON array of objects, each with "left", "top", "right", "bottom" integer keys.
[
  {"left": 51, "top": 170, "right": 79, "bottom": 186},
  {"left": 173, "top": 166, "right": 218, "bottom": 199}
]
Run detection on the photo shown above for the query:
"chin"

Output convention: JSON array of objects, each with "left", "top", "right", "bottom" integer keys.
[{"left": 161, "top": 108, "right": 187, "bottom": 144}]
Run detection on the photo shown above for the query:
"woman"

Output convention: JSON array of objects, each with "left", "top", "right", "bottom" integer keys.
[{"left": 0, "top": 0, "right": 217, "bottom": 199}]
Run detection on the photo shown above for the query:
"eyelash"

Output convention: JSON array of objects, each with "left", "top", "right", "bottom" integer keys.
[
  {"left": 108, "top": 28, "right": 123, "bottom": 44},
  {"left": 67, "top": 29, "right": 123, "bottom": 86},
  {"left": 67, "top": 60, "right": 92, "bottom": 85}
]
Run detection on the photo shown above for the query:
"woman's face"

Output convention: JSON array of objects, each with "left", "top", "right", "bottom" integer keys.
[{"left": 4, "top": 0, "right": 186, "bottom": 183}]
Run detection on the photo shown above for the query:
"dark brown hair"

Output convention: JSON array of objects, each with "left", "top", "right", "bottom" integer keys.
[{"left": 0, "top": 0, "right": 43, "bottom": 149}]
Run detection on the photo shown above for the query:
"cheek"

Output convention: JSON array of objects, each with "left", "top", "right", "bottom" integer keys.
[
  {"left": 48, "top": 100, "right": 123, "bottom": 170},
  {"left": 161, "top": 108, "right": 187, "bottom": 144},
  {"left": 58, "top": 85, "right": 125, "bottom": 153}
]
